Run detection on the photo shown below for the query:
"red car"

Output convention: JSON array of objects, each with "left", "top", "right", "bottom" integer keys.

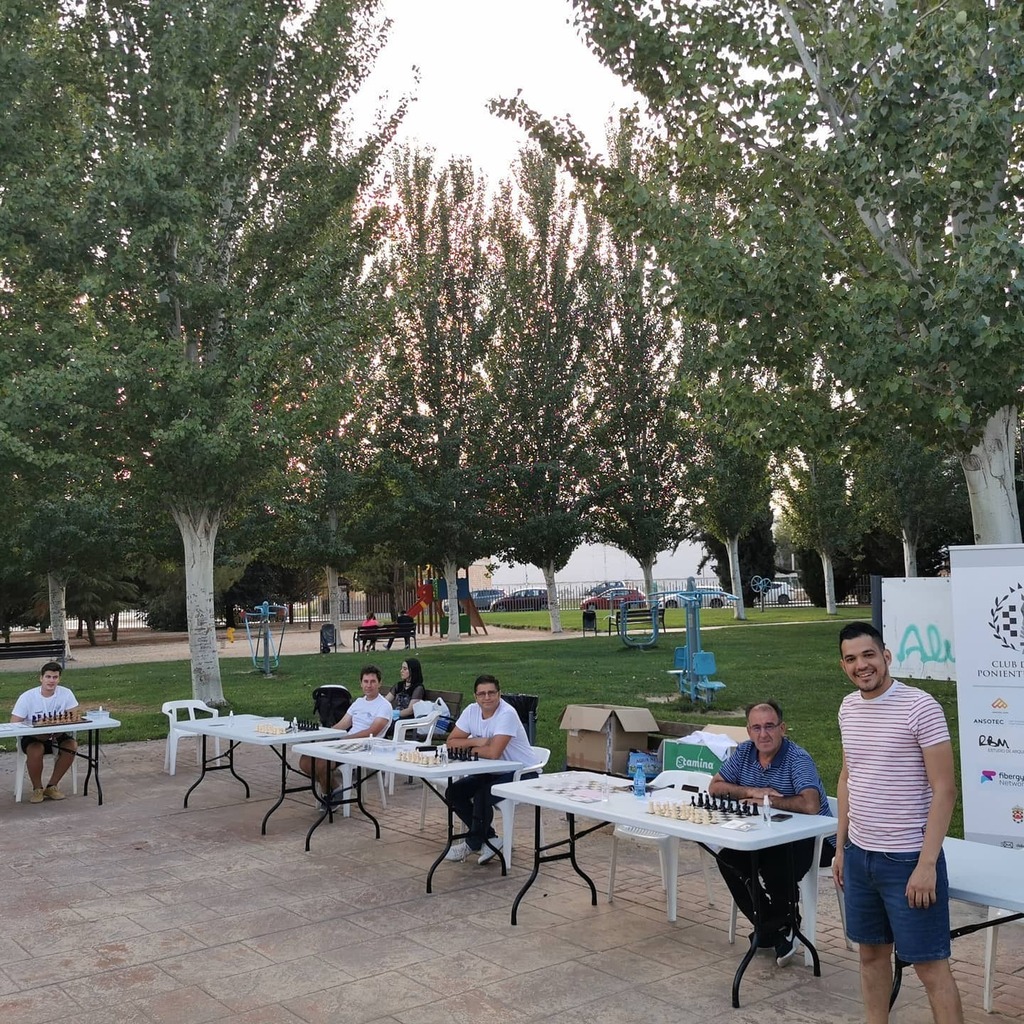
[{"left": 580, "top": 588, "right": 646, "bottom": 611}]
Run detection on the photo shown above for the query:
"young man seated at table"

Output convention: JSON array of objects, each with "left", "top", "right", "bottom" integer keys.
[
  {"left": 11, "top": 661, "right": 79, "bottom": 803},
  {"left": 444, "top": 674, "right": 536, "bottom": 865},
  {"left": 708, "top": 699, "right": 834, "bottom": 966},
  {"left": 298, "top": 665, "right": 391, "bottom": 793}
]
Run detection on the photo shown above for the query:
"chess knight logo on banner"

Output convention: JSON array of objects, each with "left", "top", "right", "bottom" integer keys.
[{"left": 990, "top": 583, "right": 1024, "bottom": 653}]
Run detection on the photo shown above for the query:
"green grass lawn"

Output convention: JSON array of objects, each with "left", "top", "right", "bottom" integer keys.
[{"left": 5, "top": 614, "right": 963, "bottom": 833}]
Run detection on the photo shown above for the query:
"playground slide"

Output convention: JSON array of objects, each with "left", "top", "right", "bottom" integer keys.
[{"left": 404, "top": 582, "right": 434, "bottom": 620}]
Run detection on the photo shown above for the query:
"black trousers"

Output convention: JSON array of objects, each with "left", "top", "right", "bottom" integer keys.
[{"left": 717, "top": 837, "right": 818, "bottom": 946}]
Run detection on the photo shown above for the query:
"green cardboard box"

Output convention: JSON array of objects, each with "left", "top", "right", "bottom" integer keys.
[{"left": 661, "top": 725, "right": 745, "bottom": 774}]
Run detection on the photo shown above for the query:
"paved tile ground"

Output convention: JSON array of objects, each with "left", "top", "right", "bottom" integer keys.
[{"left": 1, "top": 738, "right": 1021, "bottom": 1023}]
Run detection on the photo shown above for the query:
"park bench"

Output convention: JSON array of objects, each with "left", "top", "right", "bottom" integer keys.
[
  {"left": 604, "top": 606, "right": 666, "bottom": 637},
  {"left": 0, "top": 638, "right": 67, "bottom": 667},
  {"left": 352, "top": 620, "right": 418, "bottom": 651},
  {"left": 422, "top": 688, "right": 463, "bottom": 724}
]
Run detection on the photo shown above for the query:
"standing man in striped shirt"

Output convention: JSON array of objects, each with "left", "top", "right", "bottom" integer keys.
[{"left": 835, "top": 622, "right": 962, "bottom": 1024}]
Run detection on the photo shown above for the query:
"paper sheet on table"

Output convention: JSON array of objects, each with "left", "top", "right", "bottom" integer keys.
[{"left": 685, "top": 730, "right": 737, "bottom": 760}]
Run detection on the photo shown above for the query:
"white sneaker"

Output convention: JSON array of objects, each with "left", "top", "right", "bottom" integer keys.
[
  {"left": 444, "top": 841, "right": 468, "bottom": 862},
  {"left": 478, "top": 843, "right": 500, "bottom": 865},
  {"left": 775, "top": 931, "right": 801, "bottom": 967}
]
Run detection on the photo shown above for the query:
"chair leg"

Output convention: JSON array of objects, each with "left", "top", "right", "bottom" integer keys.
[
  {"left": 14, "top": 749, "right": 26, "bottom": 802},
  {"left": 166, "top": 731, "right": 179, "bottom": 776},
  {"left": 607, "top": 834, "right": 620, "bottom": 902},
  {"left": 799, "top": 870, "right": 817, "bottom": 967},
  {"left": 698, "top": 847, "right": 716, "bottom": 905}
]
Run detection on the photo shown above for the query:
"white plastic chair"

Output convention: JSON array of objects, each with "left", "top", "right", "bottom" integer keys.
[
  {"left": 727, "top": 795, "right": 846, "bottom": 966},
  {"left": 496, "top": 745, "right": 551, "bottom": 865},
  {"left": 387, "top": 708, "right": 443, "bottom": 794},
  {"left": 607, "top": 769, "right": 718, "bottom": 922},
  {"left": 161, "top": 700, "right": 220, "bottom": 775},
  {"left": 14, "top": 742, "right": 78, "bottom": 802}
]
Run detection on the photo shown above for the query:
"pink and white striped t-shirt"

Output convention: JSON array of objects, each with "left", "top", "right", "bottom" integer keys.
[{"left": 838, "top": 680, "right": 951, "bottom": 852}]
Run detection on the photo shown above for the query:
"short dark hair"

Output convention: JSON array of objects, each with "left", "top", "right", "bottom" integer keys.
[
  {"left": 474, "top": 674, "right": 500, "bottom": 692},
  {"left": 838, "top": 621, "right": 884, "bottom": 651},
  {"left": 40, "top": 661, "right": 63, "bottom": 676},
  {"left": 360, "top": 664, "right": 382, "bottom": 683},
  {"left": 745, "top": 700, "right": 783, "bottom": 724}
]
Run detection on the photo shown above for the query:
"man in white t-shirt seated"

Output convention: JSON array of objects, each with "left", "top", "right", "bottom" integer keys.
[
  {"left": 11, "top": 661, "right": 78, "bottom": 803},
  {"left": 444, "top": 674, "right": 535, "bottom": 865},
  {"left": 298, "top": 665, "right": 391, "bottom": 792}
]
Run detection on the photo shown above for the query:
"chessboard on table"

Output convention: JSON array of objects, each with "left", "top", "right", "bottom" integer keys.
[{"left": 30, "top": 710, "right": 90, "bottom": 727}]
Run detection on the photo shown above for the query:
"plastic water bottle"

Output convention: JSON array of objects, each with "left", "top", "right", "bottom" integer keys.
[{"left": 633, "top": 765, "right": 646, "bottom": 799}]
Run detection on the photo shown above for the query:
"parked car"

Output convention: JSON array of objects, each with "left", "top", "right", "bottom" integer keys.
[
  {"left": 490, "top": 588, "right": 549, "bottom": 612},
  {"left": 760, "top": 580, "right": 794, "bottom": 605},
  {"left": 471, "top": 588, "right": 506, "bottom": 611},
  {"left": 580, "top": 587, "right": 646, "bottom": 611},
  {"left": 583, "top": 580, "right": 625, "bottom": 597}
]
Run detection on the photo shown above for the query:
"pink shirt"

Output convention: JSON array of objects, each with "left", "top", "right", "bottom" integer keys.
[{"left": 838, "top": 680, "right": 950, "bottom": 852}]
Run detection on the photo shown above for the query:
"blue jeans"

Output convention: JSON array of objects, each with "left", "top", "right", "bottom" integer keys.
[{"left": 843, "top": 841, "right": 952, "bottom": 962}]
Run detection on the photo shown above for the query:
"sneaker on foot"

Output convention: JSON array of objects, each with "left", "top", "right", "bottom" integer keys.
[
  {"left": 30, "top": 787, "right": 45, "bottom": 803},
  {"left": 478, "top": 843, "right": 500, "bottom": 865},
  {"left": 42, "top": 785, "right": 66, "bottom": 800},
  {"left": 775, "top": 931, "right": 800, "bottom": 966},
  {"left": 444, "top": 841, "right": 469, "bottom": 862}
]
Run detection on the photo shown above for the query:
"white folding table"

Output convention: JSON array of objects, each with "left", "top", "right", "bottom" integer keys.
[
  {"left": 173, "top": 714, "right": 348, "bottom": 833},
  {"left": 890, "top": 836, "right": 1024, "bottom": 1008},
  {"left": 293, "top": 738, "right": 523, "bottom": 890},
  {"left": 1, "top": 716, "right": 122, "bottom": 805},
  {"left": 491, "top": 772, "right": 838, "bottom": 1008}
]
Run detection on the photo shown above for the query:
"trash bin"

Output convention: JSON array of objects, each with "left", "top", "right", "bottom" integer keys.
[
  {"left": 319, "top": 622, "right": 337, "bottom": 653},
  {"left": 502, "top": 693, "right": 539, "bottom": 744},
  {"left": 581, "top": 609, "right": 597, "bottom": 636}
]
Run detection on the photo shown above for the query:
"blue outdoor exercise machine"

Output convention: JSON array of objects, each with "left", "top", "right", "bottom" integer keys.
[
  {"left": 241, "top": 601, "right": 288, "bottom": 676},
  {"left": 649, "top": 578, "right": 736, "bottom": 702}
]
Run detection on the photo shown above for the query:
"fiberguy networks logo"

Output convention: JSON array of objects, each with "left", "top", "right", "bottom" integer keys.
[
  {"left": 989, "top": 584, "right": 1024, "bottom": 653},
  {"left": 981, "top": 770, "right": 997, "bottom": 784}
]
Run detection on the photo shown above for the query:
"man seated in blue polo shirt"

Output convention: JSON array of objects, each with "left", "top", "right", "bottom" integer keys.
[{"left": 708, "top": 700, "right": 833, "bottom": 966}]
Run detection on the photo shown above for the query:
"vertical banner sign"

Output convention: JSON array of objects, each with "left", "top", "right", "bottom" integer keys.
[{"left": 950, "top": 544, "right": 1024, "bottom": 848}]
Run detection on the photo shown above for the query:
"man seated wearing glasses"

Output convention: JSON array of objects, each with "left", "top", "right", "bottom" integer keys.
[
  {"left": 708, "top": 700, "right": 834, "bottom": 966},
  {"left": 443, "top": 674, "right": 535, "bottom": 865}
]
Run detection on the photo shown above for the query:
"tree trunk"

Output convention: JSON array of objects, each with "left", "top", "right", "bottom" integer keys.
[
  {"left": 325, "top": 564, "right": 345, "bottom": 647},
  {"left": 171, "top": 504, "right": 224, "bottom": 704},
  {"left": 86, "top": 619, "right": 96, "bottom": 646},
  {"left": 726, "top": 534, "right": 747, "bottom": 620},
  {"left": 961, "top": 406, "right": 1022, "bottom": 545},
  {"left": 443, "top": 559, "right": 460, "bottom": 642},
  {"left": 640, "top": 558, "right": 655, "bottom": 601},
  {"left": 542, "top": 562, "right": 562, "bottom": 633},
  {"left": 47, "top": 571, "right": 70, "bottom": 662},
  {"left": 901, "top": 524, "right": 918, "bottom": 578},
  {"left": 111, "top": 610, "right": 119, "bottom": 643},
  {"left": 820, "top": 550, "right": 837, "bottom": 615}
]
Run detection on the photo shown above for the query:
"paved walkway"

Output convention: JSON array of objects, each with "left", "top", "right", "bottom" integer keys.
[{"left": 1, "top": 738, "right": 1020, "bottom": 1024}]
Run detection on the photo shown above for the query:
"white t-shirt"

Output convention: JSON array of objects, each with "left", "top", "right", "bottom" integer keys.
[
  {"left": 454, "top": 699, "right": 534, "bottom": 766},
  {"left": 12, "top": 685, "right": 79, "bottom": 723},
  {"left": 345, "top": 694, "right": 392, "bottom": 734}
]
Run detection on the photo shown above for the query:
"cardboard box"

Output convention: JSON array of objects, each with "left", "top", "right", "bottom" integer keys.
[
  {"left": 661, "top": 725, "right": 746, "bottom": 775},
  {"left": 560, "top": 704, "right": 660, "bottom": 776}
]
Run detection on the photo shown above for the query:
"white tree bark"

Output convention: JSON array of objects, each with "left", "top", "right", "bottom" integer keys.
[
  {"left": 325, "top": 564, "right": 345, "bottom": 647},
  {"left": 900, "top": 525, "right": 918, "bottom": 578},
  {"left": 47, "top": 571, "right": 71, "bottom": 662},
  {"left": 726, "top": 535, "right": 747, "bottom": 620},
  {"left": 640, "top": 558, "right": 655, "bottom": 601},
  {"left": 172, "top": 504, "right": 224, "bottom": 703},
  {"left": 542, "top": 562, "right": 562, "bottom": 633},
  {"left": 961, "top": 407, "right": 1022, "bottom": 545},
  {"left": 443, "top": 559, "right": 461, "bottom": 642},
  {"left": 821, "top": 550, "right": 837, "bottom": 616}
]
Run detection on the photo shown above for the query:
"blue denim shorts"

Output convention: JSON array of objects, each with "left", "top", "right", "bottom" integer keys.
[{"left": 843, "top": 841, "right": 951, "bottom": 962}]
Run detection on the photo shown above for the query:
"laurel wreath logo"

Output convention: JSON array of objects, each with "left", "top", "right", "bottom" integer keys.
[{"left": 989, "top": 583, "right": 1024, "bottom": 654}]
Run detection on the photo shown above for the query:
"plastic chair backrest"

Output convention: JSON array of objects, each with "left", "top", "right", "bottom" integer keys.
[
  {"left": 652, "top": 769, "right": 713, "bottom": 792},
  {"left": 161, "top": 699, "right": 217, "bottom": 723},
  {"left": 512, "top": 745, "right": 550, "bottom": 781}
]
